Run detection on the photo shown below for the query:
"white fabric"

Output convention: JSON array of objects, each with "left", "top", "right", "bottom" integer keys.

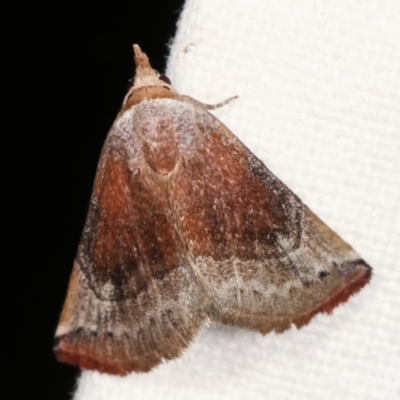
[{"left": 74, "top": 1, "right": 400, "bottom": 399}]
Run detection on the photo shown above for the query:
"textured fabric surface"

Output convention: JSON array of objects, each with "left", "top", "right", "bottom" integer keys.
[{"left": 74, "top": 1, "right": 400, "bottom": 399}]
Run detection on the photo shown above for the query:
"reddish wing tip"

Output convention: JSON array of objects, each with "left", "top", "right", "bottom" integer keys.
[
  {"left": 54, "top": 335, "right": 153, "bottom": 376},
  {"left": 294, "top": 259, "right": 372, "bottom": 328},
  {"left": 55, "top": 345, "right": 125, "bottom": 375}
]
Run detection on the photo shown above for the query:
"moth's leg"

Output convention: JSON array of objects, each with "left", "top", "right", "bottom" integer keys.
[{"left": 181, "top": 95, "right": 239, "bottom": 110}]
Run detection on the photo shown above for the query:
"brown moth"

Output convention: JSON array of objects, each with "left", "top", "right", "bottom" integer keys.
[{"left": 54, "top": 45, "right": 372, "bottom": 375}]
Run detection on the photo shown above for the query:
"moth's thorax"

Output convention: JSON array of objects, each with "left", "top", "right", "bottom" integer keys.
[
  {"left": 115, "top": 96, "right": 214, "bottom": 176},
  {"left": 115, "top": 89, "right": 179, "bottom": 175}
]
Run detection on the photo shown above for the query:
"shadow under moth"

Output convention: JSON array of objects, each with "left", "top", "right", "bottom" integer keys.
[{"left": 54, "top": 45, "right": 372, "bottom": 375}]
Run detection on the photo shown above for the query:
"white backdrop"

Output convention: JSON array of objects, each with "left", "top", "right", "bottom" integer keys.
[{"left": 74, "top": 1, "right": 400, "bottom": 399}]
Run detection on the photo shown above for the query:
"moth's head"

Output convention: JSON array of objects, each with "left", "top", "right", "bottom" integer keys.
[{"left": 122, "top": 45, "right": 176, "bottom": 108}]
